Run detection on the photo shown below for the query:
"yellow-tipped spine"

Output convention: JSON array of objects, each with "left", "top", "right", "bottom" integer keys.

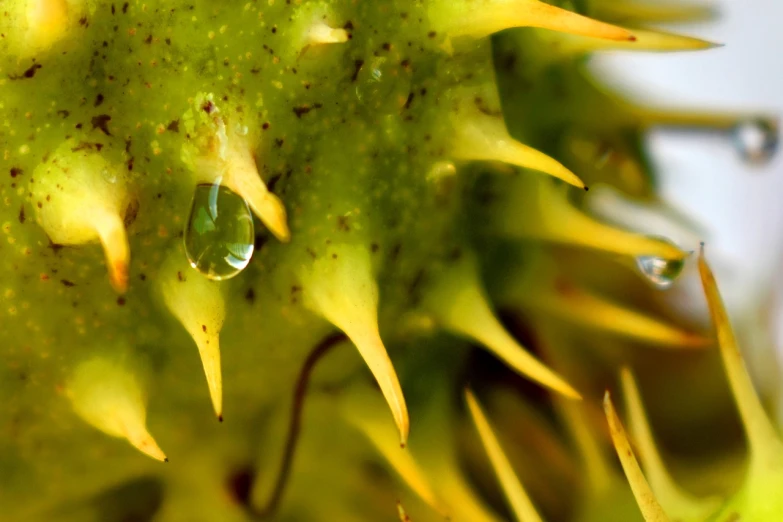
[
  {"left": 466, "top": 389, "right": 544, "bottom": 522},
  {"left": 434, "top": 0, "right": 635, "bottom": 41},
  {"left": 452, "top": 111, "right": 586, "bottom": 189},
  {"left": 30, "top": 140, "right": 133, "bottom": 294},
  {"left": 424, "top": 253, "right": 581, "bottom": 400},
  {"left": 159, "top": 253, "right": 225, "bottom": 421},
  {"left": 604, "top": 391, "right": 671, "bottom": 522},
  {"left": 698, "top": 247, "right": 783, "bottom": 471},
  {"left": 300, "top": 244, "right": 409, "bottom": 445},
  {"left": 67, "top": 356, "right": 167, "bottom": 462}
]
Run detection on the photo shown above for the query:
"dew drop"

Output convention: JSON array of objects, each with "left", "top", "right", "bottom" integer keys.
[
  {"left": 732, "top": 119, "right": 779, "bottom": 165},
  {"left": 185, "top": 180, "right": 255, "bottom": 280},
  {"left": 355, "top": 56, "right": 412, "bottom": 114},
  {"left": 635, "top": 247, "right": 685, "bottom": 291}
]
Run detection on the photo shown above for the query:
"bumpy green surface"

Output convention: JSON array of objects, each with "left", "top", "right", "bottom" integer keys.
[{"left": 1, "top": 1, "right": 781, "bottom": 521}]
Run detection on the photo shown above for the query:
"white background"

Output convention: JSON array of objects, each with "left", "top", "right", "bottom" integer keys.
[{"left": 592, "top": 0, "right": 783, "bottom": 405}]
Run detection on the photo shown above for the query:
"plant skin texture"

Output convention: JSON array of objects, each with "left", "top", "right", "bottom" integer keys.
[{"left": 0, "top": 1, "right": 780, "bottom": 521}]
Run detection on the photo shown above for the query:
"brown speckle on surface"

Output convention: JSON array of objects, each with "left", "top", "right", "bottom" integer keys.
[
  {"left": 10, "top": 63, "right": 42, "bottom": 80},
  {"left": 245, "top": 288, "right": 255, "bottom": 303},
  {"left": 91, "top": 114, "right": 112, "bottom": 135}
]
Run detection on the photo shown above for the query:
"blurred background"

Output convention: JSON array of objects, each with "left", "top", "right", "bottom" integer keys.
[{"left": 590, "top": 0, "right": 783, "bottom": 416}]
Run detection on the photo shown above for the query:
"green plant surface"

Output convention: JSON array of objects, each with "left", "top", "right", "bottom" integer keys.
[{"left": 0, "top": 1, "right": 780, "bottom": 521}]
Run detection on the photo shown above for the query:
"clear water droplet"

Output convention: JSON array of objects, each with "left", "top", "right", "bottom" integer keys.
[
  {"left": 732, "top": 119, "right": 779, "bottom": 165},
  {"left": 185, "top": 181, "right": 255, "bottom": 280},
  {"left": 354, "top": 56, "right": 412, "bottom": 113},
  {"left": 635, "top": 244, "right": 686, "bottom": 291}
]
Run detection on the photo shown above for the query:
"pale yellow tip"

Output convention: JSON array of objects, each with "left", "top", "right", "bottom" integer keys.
[
  {"left": 466, "top": 390, "right": 544, "bottom": 522},
  {"left": 529, "top": 1, "right": 635, "bottom": 41},
  {"left": 440, "top": 0, "right": 634, "bottom": 41},
  {"left": 426, "top": 254, "right": 581, "bottom": 400},
  {"left": 95, "top": 212, "right": 130, "bottom": 294},
  {"left": 67, "top": 356, "right": 168, "bottom": 464},
  {"left": 352, "top": 327, "right": 410, "bottom": 446},
  {"left": 557, "top": 26, "right": 719, "bottom": 53},
  {"left": 698, "top": 247, "right": 783, "bottom": 467},
  {"left": 301, "top": 244, "right": 409, "bottom": 444},
  {"left": 255, "top": 192, "right": 291, "bottom": 243},
  {"left": 604, "top": 391, "right": 672, "bottom": 522},
  {"left": 452, "top": 113, "right": 585, "bottom": 189},
  {"left": 226, "top": 157, "right": 290, "bottom": 243},
  {"left": 342, "top": 389, "right": 444, "bottom": 514},
  {"left": 197, "top": 337, "right": 223, "bottom": 420},
  {"left": 131, "top": 430, "right": 168, "bottom": 463},
  {"left": 158, "top": 252, "right": 226, "bottom": 419}
]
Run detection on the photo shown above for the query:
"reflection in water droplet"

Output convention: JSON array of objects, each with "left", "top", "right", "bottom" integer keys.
[
  {"left": 185, "top": 181, "right": 255, "bottom": 280},
  {"left": 636, "top": 240, "right": 686, "bottom": 291},
  {"left": 354, "top": 56, "right": 412, "bottom": 114},
  {"left": 732, "top": 119, "right": 779, "bottom": 165}
]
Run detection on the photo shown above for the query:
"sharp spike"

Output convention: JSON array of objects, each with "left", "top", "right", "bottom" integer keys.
[
  {"left": 466, "top": 390, "right": 544, "bottom": 522},
  {"left": 495, "top": 176, "right": 687, "bottom": 261},
  {"left": 67, "top": 357, "right": 167, "bottom": 462},
  {"left": 603, "top": 391, "right": 672, "bottom": 522},
  {"left": 343, "top": 390, "right": 445, "bottom": 515},
  {"left": 548, "top": 26, "right": 718, "bottom": 54},
  {"left": 698, "top": 247, "right": 783, "bottom": 469},
  {"left": 424, "top": 253, "right": 581, "bottom": 400},
  {"left": 94, "top": 211, "right": 131, "bottom": 294},
  {"left": 182, "top": 94, "right": 290, "bottom": 242},
  {"left": 221, "top": 132, "right": 291, "bottom": 242},
  {"left": 435, "top": 0, "right": 634, "bottom": 41},
  {"left": 301, "top": 244, "right": 409, "bottom": 445},
  {"left": 159, "top": 253, "right": 225, "bottom": 420},
  {"left": 31, "top": 140, "right": 132, "bottom": 293},
  {"left": 592, "top": 0, "right": 717, "bottom": 25},
  {"left": 532, "top": 283, "right": 708, "bottom": 348},
  {"left": 306, "top": 22, "right": 349, "bottom": 45},
  {"left": 620, "top": 368, "right": 721, "bottom": 519},
  {"left": 452, "top": 111, "right": 586, "bottom": 189},
  {"left": 634, "top": 106, "right": 777, "bottom": 136}
]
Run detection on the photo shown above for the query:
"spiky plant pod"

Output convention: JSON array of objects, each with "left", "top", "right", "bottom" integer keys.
[{"left": 0, "top": 1, "right": 778, "bottom": 521}]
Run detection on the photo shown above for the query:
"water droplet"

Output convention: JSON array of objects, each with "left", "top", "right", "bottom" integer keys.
[
  {"left": 355, "top": 56, "right": 412, "bottom": 114},
  {"left": 185, "top": 181, "right": 255, "bottom": 280},
  {"left": 635, "top": 242, "right": 686, "bottom": 291},
  {"left": 732, "top": 119, "right": 779, "bottom": 165}
]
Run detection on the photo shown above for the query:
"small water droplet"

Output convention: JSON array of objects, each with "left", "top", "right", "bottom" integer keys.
[
  {"left": 636, "top": 245, "right": 685, "bottom": 291},
  {"left": 355, "top": 56, "right": 412, "bottom": 114},
  {"left": 732, "top": 119, "right": 778, "bottom": 165},
  {"left": 185, "top": 181, "right": 255, "bottom": 280}
]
